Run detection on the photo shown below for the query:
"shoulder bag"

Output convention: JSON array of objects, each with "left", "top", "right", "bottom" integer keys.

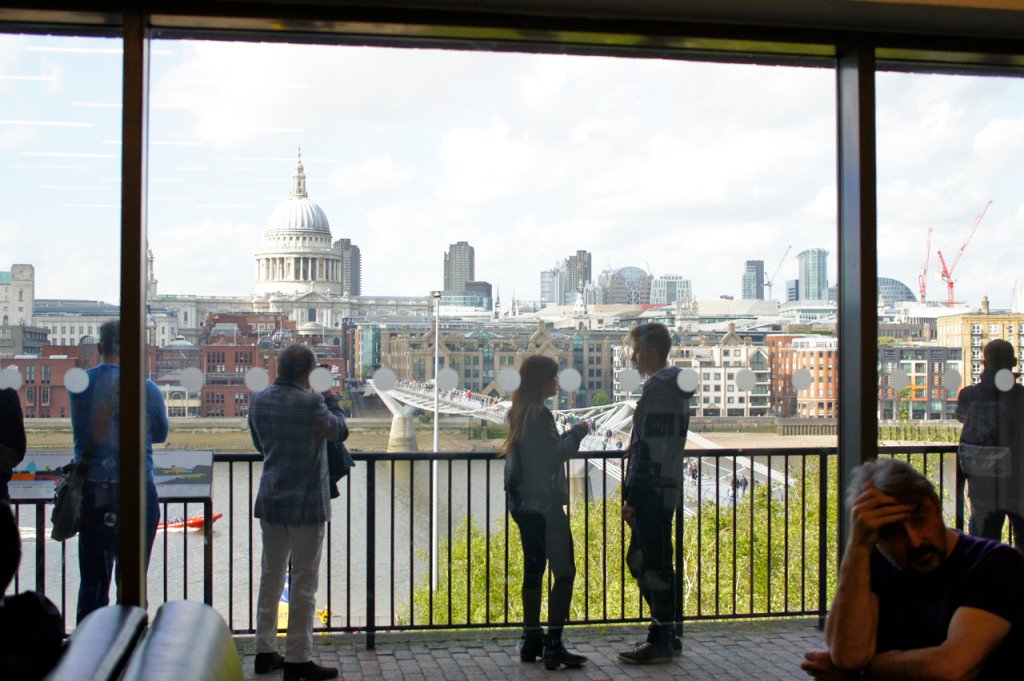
[{"left": 51, "top": 395, "right": 115, "bottom": 541}]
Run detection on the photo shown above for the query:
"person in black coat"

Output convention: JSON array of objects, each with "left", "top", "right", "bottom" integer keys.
[
  {"left": 0, "top": 501, "right": 65, "bottom": 680},
  {"left": 502, "top": 355, "right": 589, "bottom": 670},
  {"left": 0, "top": 387, "right": 27, "bottom": 502}
]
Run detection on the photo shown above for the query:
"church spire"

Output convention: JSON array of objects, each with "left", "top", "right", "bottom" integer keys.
[{"left": 290, "top": 146, "right": 307, "bottom": 198}]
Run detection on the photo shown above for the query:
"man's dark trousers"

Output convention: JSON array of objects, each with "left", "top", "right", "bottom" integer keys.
[{"left": 626, "top": 492, "right": 676, "bottom": 646}]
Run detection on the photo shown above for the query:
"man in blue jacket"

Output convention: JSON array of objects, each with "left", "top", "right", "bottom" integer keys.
[
  {"left": 619, "top": 323, "right": 692, "bottom": 665},
  {"left": 69, "top": 320, "right": 168, "bottom": 623}
]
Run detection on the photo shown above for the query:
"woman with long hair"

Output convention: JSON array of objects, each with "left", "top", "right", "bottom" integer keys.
[{"left": 502, "top": 355, "right": 589, "bottom": 670}]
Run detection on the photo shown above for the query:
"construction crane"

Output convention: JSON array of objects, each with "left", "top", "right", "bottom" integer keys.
[
  {"left": 918, "top": 227, "right": 932, "bottom": 304},
  {"left": 936, "top": 200, "right": 992, "bottom": 307},
  {"left": 764, "top": 245, "right": 792, "bottom": 302}
]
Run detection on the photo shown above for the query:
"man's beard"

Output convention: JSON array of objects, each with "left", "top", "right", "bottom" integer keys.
[{"left": 906, "top": 544, "right": 943, "bottom": 571}]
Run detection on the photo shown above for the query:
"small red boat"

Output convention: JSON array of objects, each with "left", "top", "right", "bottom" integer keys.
[{"left": 157, "top": 513, "right": 223, "bottom": 532}]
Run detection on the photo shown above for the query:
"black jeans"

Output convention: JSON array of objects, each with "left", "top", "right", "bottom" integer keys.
[
  {"left": 511, "top": 507, "right": 576, "bottom": 637},
  {"left": 626, "top": 493, "right": 677, "bottom": 646},
  {"left": 77, "top": 479, "right": 160, "bottom": 623}
]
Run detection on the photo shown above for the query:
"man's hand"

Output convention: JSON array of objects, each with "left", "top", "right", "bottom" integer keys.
[
  {"left": 801, "top": 651, "right": 860, "bottom": 680},
  {"left": 850, "top": 483, "right": 911, "bottom": 550},
  {"left": 622, "top": 503, "right": 635, "bottom": 526}
]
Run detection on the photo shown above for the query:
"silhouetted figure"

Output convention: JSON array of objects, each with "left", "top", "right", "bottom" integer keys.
[
  {"left": 0, "top": 387, "right": 26, "bottom": 502},
  {"left": 957, "top": 339, "right": 1024, "bottom": 548},
  {"left": 619, "top": 323, "right": 693, "bottom": 665},
  {"left": 503, "top": 355, "right": 589, "bottom": 670},
  {"left": 69, "top": 321, "right": 168, "bottom": 623},
  {"left": 0, "top": 501, "right": 65, "bottom": 680}
]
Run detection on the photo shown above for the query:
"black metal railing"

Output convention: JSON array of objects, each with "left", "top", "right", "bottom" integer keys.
[{"left": 10, "top": 445, "right": 963, "bottom": 644}]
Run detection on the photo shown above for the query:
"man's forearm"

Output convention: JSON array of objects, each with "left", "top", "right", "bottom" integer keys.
[
  {"left": 826, "top": 544, "right": 878, "bottom": 670},
  {"left": 867, "top": 647, "right": 974, "bottom": 681}
]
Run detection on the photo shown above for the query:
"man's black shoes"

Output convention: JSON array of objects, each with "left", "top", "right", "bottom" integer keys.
[
  {"left": 618, "top": 640, "right": 673, "bottom": 665},
  {"left": 282, "top": 661, "right": 339, "bottom": 681},
  {"left": 631, "top": 635, "right": 682, "bottom": 656},
  {"left": 254, "top": 651, "right": 284, "bottom": 674}
]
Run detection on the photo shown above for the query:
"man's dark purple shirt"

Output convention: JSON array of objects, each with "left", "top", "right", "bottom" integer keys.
[{"left": 870, "top": 531, "right": 1024, "bottom": 680}]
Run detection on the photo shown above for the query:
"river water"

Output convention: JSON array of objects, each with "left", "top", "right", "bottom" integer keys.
[{"left": 13, "top": 457, "right": 540, "bottom": 631}]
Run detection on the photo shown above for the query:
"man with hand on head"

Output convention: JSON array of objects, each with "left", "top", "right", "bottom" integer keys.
[
  {"left": 802, "top": 458, "right": 1024, "bottom": 680},
  {"left": 249, "top": 344, "right": 347, "bottom": 681}
]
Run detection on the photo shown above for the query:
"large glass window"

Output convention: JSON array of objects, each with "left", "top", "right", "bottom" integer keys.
[
  {"left": 876, "top": 70, "right": 1024, "bottom": 538},
  {"left": 0, "top": 31, "right": 122, "bottom": 617}
]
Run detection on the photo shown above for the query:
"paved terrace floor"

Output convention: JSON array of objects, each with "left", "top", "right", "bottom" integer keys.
[{"left": 235, "top": 619, "right": 824, "bottom": 680}]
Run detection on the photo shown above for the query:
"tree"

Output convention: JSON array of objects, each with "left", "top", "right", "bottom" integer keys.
[{"left": 591, "top": 389, "right": 611, "bottom": 407}]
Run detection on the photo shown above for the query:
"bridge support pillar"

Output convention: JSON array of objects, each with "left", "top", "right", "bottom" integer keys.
[
  {"left": 370, "top": 382, "right": 420, "bottom": 453},
  {"left": 387, "top": 413, "right": 418, "bottom": 452}
]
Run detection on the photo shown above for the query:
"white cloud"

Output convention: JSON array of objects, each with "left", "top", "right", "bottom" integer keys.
[
  {"left": 150, "top": 218, "right": 262, "bottom": 296},
  {"left": 435, "top": 124, "right": 540, "bottom": 204},
  {"left": 328, "top": 155, "right": 416, "bottom": 196}
]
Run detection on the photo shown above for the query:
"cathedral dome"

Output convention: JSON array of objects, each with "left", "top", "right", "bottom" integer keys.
[{"left": 264, "top": 149, "right": 331, "bottom": 236}]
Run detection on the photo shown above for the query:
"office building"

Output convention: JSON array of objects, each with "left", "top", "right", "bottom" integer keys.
[
  {"left": 565, "top": 250, "right": 592, "bottom": 296},
  {"left": 649, "top": 275, "right": 694, "bottom": 305},
  {"left": 443, "top": 241, "right": 475, "bottom": 293},
  {"left": 335, "top": 238, "right": 362, "bottom": 296},
  {"left": 741, "top": 260, "right": 765, "bottom": 300},
  {"left": 797, "top": 248, "right": 828, "bottom": 301},
  {"left": 0, "top": 264, "right": 34, "bottom": 327},
  {"left": 786, "top": 279, "right": 800, "bottom": 303}
]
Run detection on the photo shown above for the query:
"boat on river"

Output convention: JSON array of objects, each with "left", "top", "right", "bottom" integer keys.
[{"left": 157, "top": 512, "right": 223, "bottom": 532}]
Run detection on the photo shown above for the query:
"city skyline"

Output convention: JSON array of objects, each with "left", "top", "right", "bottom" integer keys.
[{"left": 2, "top": 36, "right": 1023, "bottom": 309}]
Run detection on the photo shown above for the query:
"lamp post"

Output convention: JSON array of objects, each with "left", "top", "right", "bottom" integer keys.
[{"left": 431, "top": 290, "right": 441, "bottom": 590}]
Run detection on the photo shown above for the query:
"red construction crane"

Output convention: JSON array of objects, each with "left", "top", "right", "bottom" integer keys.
[
  {"left": 918, "top": 227, "right": 932, "bottom": 304},
  {"left": 936, "top": 200, "right": 993, "bottom": 307}
]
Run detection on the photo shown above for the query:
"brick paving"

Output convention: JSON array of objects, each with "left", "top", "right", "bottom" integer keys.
[{"left": 236, "top": 619, "right": 825, "bottom": 680}]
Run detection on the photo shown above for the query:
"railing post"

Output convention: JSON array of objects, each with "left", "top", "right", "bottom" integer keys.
[
  {"left": 955, "top": 460, "right": 965, "bottom": 531},
  {"left": 366, "top": 459, "right": 376, "bottom": 650},
  {"left": 674, "top": 492, "right": 684, "bottom": 639},
  {"left": 818, "top": 454, "right": 829, "bottom": 631}
]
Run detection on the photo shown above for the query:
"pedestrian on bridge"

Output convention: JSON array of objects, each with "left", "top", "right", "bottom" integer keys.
[{"left": 502, "top": 354, "right": 589, "bottom": 670}]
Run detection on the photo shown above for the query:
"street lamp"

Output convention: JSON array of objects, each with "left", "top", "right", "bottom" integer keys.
[{"left": 431, "top": 290, "right": 441, "bottom": 590}]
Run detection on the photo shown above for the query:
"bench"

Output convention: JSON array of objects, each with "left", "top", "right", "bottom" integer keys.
[
  {"left": 46, "top": 605, "right": 147, "bottom": 681},
  {"left": 120, "top": 600, "right": 242, "bottom": 681}
]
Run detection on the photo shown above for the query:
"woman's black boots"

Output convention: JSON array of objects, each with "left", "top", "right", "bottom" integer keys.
[
  {"left": 518, "top": 628, "right": 545, "bottom": 662},
  {"left": 542, "top": 634, "right": 588, "bottom": 670}
]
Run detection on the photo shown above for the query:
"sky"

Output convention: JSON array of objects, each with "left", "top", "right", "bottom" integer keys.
[{"left": 1, "top": 34, "right": 1023, "bottom": 309}]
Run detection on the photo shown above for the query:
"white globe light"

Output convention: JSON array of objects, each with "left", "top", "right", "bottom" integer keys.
[
  {"left": 436, "top": 367, "right": 459, "bottom": 392},
  {"left": 941, "top": 368, "right": 962, "bottom": 392},
  {"left": 558, "top": 368, "right": 582, "bottom": 393},
  {"left": 63, "top": 367, "right": 87, "bottom": 394},
  {"left": 181, "top": 367, "right": 205, "bottom": 393},
  {"left": 244, "top": 368, "right": 270, "bottom": 392},
  {"left": 890, "top": 369, "right": 910, "bottom": 392},
  {"left": 792, "top": 369, "right": 813, "bottom": 391},
  {"left": 619, "top": 368, "right": 642, "bottom": 393},
  {"left": 735, "top": 369, "right": 757, "bottom": 392},
  {"left": 0, "top": 367, "right": 24, "bottom": 391},
  {"left": 995, "top": 368, "right": 1017, "bottom": 392},
  {"left": 496, "top": 368, "right": 521, "bottom": 393},
  {"left": 309, "top": 367, "right": 333, "bottom": 393},
  {"left": 677, "top": 368, "right": 699, "bottom": 393},
  {"left": 373, "top": 367, "right": 397, "bottom": 392}
]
